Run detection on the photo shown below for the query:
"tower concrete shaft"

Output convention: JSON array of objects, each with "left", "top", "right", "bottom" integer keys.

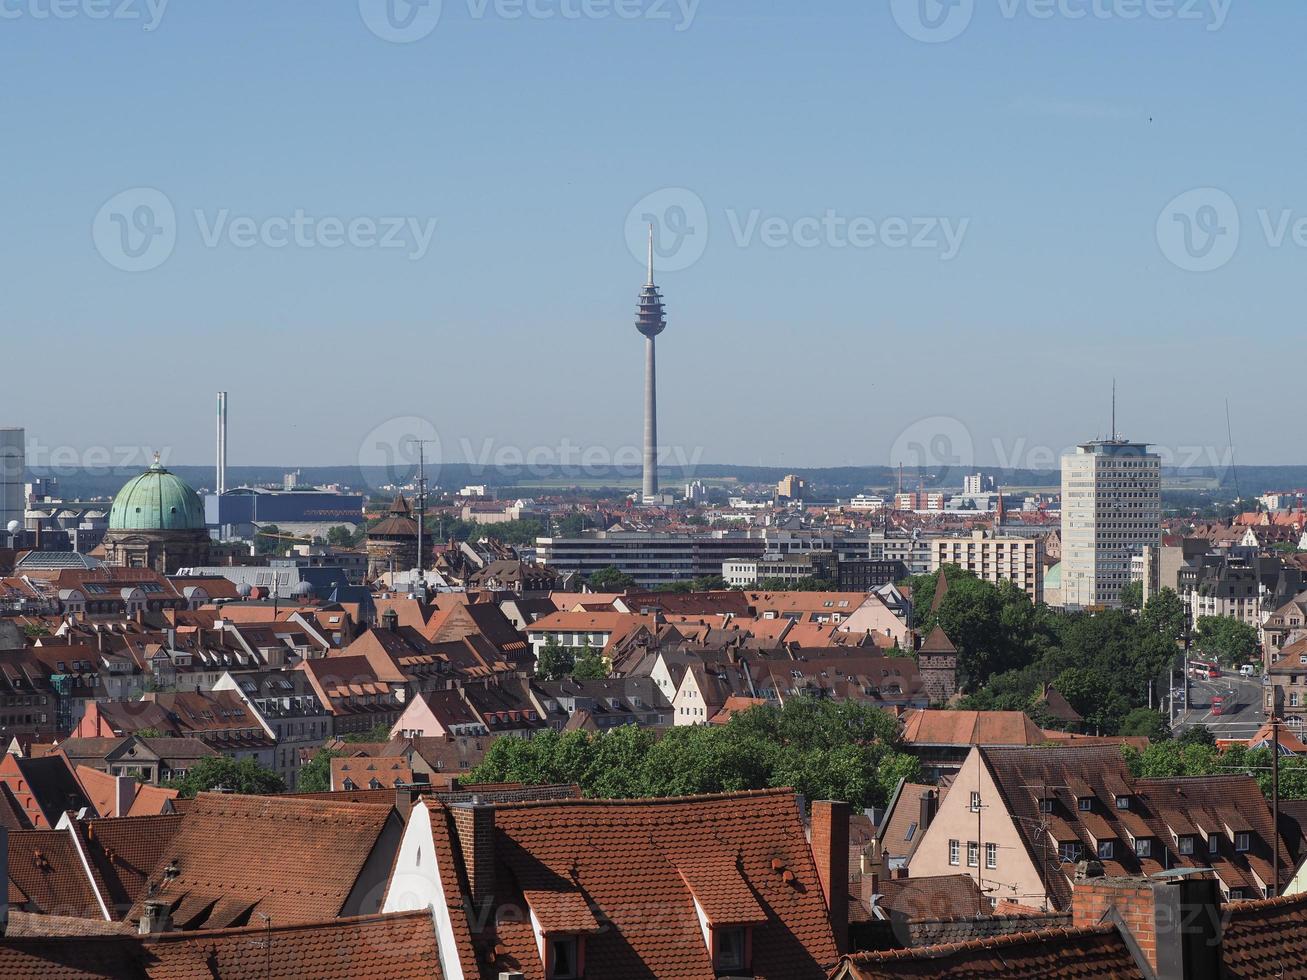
[
  {"left": 635, "top": 224, "right": 667, "bottom": 504},
  {"left": 643, "top": 335, "right": 658, "bottom": 500}
]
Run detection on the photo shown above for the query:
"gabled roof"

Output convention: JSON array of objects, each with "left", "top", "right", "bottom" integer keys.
[
  {"left": 8, "top": 827, "right": 110, "bottom": 919},
  {"left": 83, "top": 813, "right": 184, "bottom": 913},
  {"left": 454, "top": 788, "right": 839, "bottom": 979},
  {"left": 900, "top": 710, "right": 1045, "bottom": 748},
  {"left": 125, "top": 793, "right": 397, "bottom": 929}
]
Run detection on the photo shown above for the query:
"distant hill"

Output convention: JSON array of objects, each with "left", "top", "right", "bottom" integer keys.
[{"left": 28, "top": 462, "right": 1306, "bottom": 502}]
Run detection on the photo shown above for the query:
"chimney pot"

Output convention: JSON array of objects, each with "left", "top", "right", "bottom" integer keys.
[{"left": 139, "top": 899, "right": 172, "bottom": 935}]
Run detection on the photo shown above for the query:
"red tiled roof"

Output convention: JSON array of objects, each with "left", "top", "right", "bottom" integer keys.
[
  {"left": 832, "top": 924, "right": 1143, "bottom": 978},
  {"left": 8, "top": 827, "right": 110, "bottom": 920},
  {"left": 83, "top": 813, "right": 185, "bottom": 914},
  {"left": 471, "top": 788, "right": 840, "bottom": 979},
  {"left": 125, "top": 793, "right": 397, "bottom": 929}
]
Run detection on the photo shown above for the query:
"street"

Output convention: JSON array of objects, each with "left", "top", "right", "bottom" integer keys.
[{"left": 1169, "top": 673, "right": 1267, "bottom": 740}]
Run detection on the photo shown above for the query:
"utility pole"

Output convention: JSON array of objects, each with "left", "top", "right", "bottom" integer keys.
[{"left": 1273, "top": 714, "right": 1281, "bottom": 893}]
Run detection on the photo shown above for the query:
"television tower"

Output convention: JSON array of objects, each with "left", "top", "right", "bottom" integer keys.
[{"left": 635, "top": 224, "right": 666, "bottom": 502}]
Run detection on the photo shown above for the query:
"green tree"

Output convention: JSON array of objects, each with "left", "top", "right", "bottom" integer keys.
[
  {"left": 535, "top": 637, "right": 575, "bottom": 681},
  {"left": 326, "top": 525, "right": 362, "bottom": 548},
  {"left": 1120, "top": 580, "right": 1144, "bottom": 613},
  {"left": 342, "top": 722, "right": 394, "bottom": 743},
  {"left": 587, "top": 566, "right": 636, "bottom": 591},
  {"left": 558, "top": 512, "right": 592, "bottom": 536},
  {"left": 571, "top": 647, "right": 609, "bottom": 680},
  {"left": 167, "top": 756, "right": 285, "bottom": 798},
  {"left": 134, "top": 727, "right": 164, "bottom": 739},
  {"left": 1141, "top": 588, "right": 1186, "bottom": 643},
  {"left": 1118, "top": 707, "right": 1169, "bottom": 740},
  {"left": 297, "top": 748, "right": 341, "bottom": 793},
  {"left": 1194, "top": 616, "right": 1259, "bottom": 666}
]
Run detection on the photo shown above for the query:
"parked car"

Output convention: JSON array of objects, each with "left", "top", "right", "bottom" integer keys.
[{"left": 1240, "top": 664, "right": 1256, "bottom": 678}]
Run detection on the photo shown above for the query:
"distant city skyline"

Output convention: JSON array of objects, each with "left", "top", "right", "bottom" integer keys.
[{"left": 4, "top": 2, "right": 1301, "bottom": 464}]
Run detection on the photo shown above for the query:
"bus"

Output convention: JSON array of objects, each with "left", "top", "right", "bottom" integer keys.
[{"left": 1190, "top": 660, "right": 1221, "bottom": 681}]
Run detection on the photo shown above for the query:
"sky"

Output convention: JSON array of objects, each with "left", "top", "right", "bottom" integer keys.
[{"left": 2, "top": 0, "right": 1301, "bottom": 474}]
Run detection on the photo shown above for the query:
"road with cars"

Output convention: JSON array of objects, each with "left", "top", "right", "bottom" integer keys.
[{"left": 1169, "top": 671, "right": 1268, "bottom": 739}]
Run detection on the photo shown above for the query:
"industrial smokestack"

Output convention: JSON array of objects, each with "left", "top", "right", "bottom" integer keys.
[{"left": 216, "top": 392, "right": 228, "bottom": 496}]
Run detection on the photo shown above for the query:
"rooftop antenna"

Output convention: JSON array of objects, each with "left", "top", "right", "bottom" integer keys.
[
  {"left": 1111, "top": 378, "right": 1117, "bottom": 441},
  {"left": 1225, "top": 399, "right": 1241, "bottom": 504},
  {"left": 646, "top": 222, "right": 655, "bottom": 287}
]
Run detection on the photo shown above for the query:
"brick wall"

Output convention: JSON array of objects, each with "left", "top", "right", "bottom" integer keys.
[
  {"left": 452, "top": 802, "right": 496, "bottom": 915},
  {"left": 1072, "top": 877, "right": 1158, "bottom": 971},
  {"left": 812, "top": 800, "right": 850, "bottom": 954}
]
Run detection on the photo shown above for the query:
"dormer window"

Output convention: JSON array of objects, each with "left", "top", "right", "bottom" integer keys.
[
  {"left": 712, "top": 926, "right": 748, "bottom": 974},
  {"left": 1208, "top": 834, "right": 1220, "bottom": 856},
  {"left": 547, "top": 936, "right": 580, "bottom": 979},
  {"left": 1178, "top": 835, "right": 1195, "bottom": 856},
  {"left": 1115, "top": 795, "right": 1131, "bottom": 810},
  {"left": 1235, "top": 832, "right": 1251, "bottom": 853},
  {"left": 1078, "top": 797, "right": 1093, "bottom": 812},
  {"left": 1039, "top": 798, "right": 1054, "bottom": 814},
  {"left": 1134, "top": 837, "right": 1152, "bottom": 858}
]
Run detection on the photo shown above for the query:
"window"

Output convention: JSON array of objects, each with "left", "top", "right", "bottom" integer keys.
[
  {"left": 1135, "top": 837, "right": 1151, "bottom": 858},
  {"left": 1039, "top": 798, "right": 1054, "bottom": 814},
  {"left": 970, "top": 791, "right": 981, "bottom": 813},
  {"left": 948, "top": 839, "right": 960, "bottom": 865},
  {"left": 1078, "top": 797, "right": 1093, "bottom": 812},
  {"left": 967, "top": 842, "right": 979, "bottom": 867},
  {"left": 1235, "top": 832, "right": 1250, "bottom": 853},
  {"left": 1115, "top": 796, "right": 1130, "bottom": 810},
  {"left": 548, "top": 937, "right": 579, "bottom": 979},
  {"left": 985, "top": 843, "right": 997, "bottom": 869},
  {"left": 1059, "top": 842, "right": 1083, "bottom": 863},
  {"left": 1179, "top": 836, "right": 1195, "bottom": 856},
  {"left": 1209, "top": 835, "right": 1220, "bottom": 856},
  {"left": 713, "top": 927, "right": 746, "bottom": 973},
  {"left": 1098, "top": 840, "right": 1114, "bottom": 860}
]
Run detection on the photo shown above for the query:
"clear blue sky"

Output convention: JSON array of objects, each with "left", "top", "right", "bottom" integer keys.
[{"left": 3, "top": 0, "right": 1301, "bottom": 472}]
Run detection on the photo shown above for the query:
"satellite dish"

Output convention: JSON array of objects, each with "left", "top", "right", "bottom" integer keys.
[
  {"left": 237, "top": 583, "right": 253, "bottom": 598},
  {"left": 5, "top": 520, "right": 18, "bottom": 534},
  {"left": 293, "top": 581, "right": 313, "bottom": 598}
]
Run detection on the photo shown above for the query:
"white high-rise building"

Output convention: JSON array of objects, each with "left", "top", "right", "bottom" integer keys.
[
  {"left": 0, "top": 428, "right": 24, "bottom": 538},
  {"left": 1060, "top": 438, "right": 1161, "bottom": 609}
]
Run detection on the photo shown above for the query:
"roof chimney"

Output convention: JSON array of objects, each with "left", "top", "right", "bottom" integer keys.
[
  {"left": 918, "top": 789, "right": 937, "bottom": 833},
  {"left": 1071, "top": 875, "right": 1222, "bottom": 980},
  {"left": 452, "top": 799, "right": 496, "bottom": 929},
  {"left": 139, "top": 899, "right": 172, "bottom": 935},
  {"left": 811, "top": 800, "right": 850, "bottom": 954},
  {"left": 113, "top": 773, "right": 135, "bottom": 818}
]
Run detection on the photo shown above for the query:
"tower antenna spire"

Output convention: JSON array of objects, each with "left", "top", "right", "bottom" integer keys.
[
  {"left": 646, "top": 223, "right": 655, "bottom": 286},
  {"left": 1111, "top": 378, "right": 1117, "bottom": 441}
]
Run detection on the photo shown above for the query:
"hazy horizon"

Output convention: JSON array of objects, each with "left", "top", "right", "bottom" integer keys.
[{"left": 4, "top": 2, "right": 1297, "bottom": 467}]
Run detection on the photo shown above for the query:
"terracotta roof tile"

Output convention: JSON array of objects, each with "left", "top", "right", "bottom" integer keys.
[
  {"left": 470, "top": 788, "right": 839, "bottom": 979},
  {"left": 125, "top": 793, "right": 397, "bottom": 929},
  {"left": 833, "top": 923, "right": 1143, "bottom": 978}
]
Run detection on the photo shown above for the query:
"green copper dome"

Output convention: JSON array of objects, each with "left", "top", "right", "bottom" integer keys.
[{"left": 108, "top": 457, "right": 206, "bottom": 531}]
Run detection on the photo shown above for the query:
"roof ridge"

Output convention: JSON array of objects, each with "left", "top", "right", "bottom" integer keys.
[
  {"left": 491, "top": 787, "right": 797, "bottom": 810},
  {"left": 846, "top": 922, "right": 1116, "bottom": 962}
]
